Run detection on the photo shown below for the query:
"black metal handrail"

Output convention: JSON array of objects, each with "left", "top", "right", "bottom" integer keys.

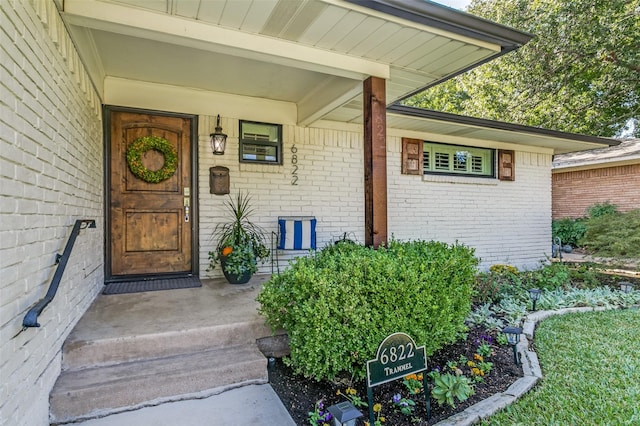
[{"left": 22, "top": 219, "right": 96, "bottom": 328}]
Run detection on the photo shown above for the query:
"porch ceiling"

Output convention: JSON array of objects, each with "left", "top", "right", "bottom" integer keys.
[{"left": 60, "top": 0, "right": 530, "bottom": 126}]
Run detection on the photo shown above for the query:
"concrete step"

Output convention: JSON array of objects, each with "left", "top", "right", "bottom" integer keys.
[
  {"left": 50, "top": 344, "right": 268, "bottom": 425},
  {"left": 62, "top": 319, "right": 272, "bottom": 371}
]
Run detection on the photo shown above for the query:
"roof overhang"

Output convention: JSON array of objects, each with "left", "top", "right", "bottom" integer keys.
[
  {"left": 552, "top": 139, "right": 640, "bottom": 172},
  {"left": 387, "top": 105, "right": 618, "bottom": 154},
  {"left": 60, "top": 0, "right": 531, "bottom": 126},
  {"left": 553, "top": 157, "right": 640, "bottom": 173},
  {"left": 345, "top": 0, "right": 532, "bottom": 47}
]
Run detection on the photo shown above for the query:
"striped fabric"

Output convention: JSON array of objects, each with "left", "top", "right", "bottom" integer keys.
[{"left": 277, "top": 217, "right": 316, "bottom": 250}]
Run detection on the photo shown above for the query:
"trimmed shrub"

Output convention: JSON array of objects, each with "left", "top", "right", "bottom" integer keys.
[{"left": 257, "top": 239, "right": 478, "bottom": 381}]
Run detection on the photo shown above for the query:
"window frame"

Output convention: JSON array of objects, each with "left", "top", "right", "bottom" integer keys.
[
  {"left": 423, "top": 141, "right": 495, "bottom": 178},
  {"left": 239, "top": 120, "right": 283, "bottom": 165}
]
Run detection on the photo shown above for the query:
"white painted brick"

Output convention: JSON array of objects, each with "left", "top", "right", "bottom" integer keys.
[
  {"left": 1, "top": 1, "right": 104, "bottom": 425},
  {"left": 200, "top": 120, "right": 552, "bottom": 274}
]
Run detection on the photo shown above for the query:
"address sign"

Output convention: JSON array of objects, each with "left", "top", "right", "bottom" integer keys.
[{"left": 366, "top": 332, "right": 427, "bottom": 387}]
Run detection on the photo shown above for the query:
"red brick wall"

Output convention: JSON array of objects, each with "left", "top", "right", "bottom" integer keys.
[{"left": 552, "top": 164, "right": 640, "bottom": 219}]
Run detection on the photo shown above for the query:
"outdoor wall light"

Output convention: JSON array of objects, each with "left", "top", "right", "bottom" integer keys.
[
  {"left": 327, "top": 401, "right": 364, "bottom": 426},
  {"left": 210, "top": 114, "right": 227, "bottom": 155},
  {"left": 502, "top": 326, "right": 522, "bottom": 366},
  {"left": 528, "top": 288, "right": 541, "bottom": 311},
  {"left": 620, "top": 281, "right": 634, "bottom": 293}
]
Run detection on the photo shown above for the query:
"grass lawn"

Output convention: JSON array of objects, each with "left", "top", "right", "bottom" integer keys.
[{"left": 482, "top": 308, "right": 640, "bottom": 425}]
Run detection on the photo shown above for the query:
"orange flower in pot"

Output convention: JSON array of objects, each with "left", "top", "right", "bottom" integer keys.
[{"left": 208, "top": 192, "right": 269, "bottom": 284}]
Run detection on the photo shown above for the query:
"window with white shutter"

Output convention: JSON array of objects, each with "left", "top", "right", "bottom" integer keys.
[{"left": 423, "top": 142, "right": 495, "bottom": 177}]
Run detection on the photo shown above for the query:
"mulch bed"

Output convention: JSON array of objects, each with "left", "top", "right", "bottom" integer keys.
[
  {"left": 267, "top": 261, "right": 640, "bottom": 425},
  {"left": 269, "top": 327, "right": 522, "bottom": 425}
]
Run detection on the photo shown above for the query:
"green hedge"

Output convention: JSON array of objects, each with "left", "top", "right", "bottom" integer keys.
[{"left": 257, "top": 239, "right": 478, "bottom": 381}]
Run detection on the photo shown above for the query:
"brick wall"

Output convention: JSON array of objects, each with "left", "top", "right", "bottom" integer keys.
[
  {"left": 0, "top": 1, "right": 104, "bottom": 425},
  {"left": 552, "top": 164, "right": 640, "bottom": 219},
  {"left": 198, "top": 115, "right": 553, "bottom": 275},
  {"left": 198, "top": 117, "right": 365, "bottom": 275},
  {"left": 388, "top": 139, "right": 552, "bottom": 270}
]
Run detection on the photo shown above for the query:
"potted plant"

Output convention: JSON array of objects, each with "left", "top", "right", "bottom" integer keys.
[{"left": 209, "top": 191, "right": 270, "bottom": 284}]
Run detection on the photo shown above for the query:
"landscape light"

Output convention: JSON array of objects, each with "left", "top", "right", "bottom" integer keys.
[
  {"left": 528, "top": 288, "right": 541, "bottom": 311},
  {"left": 620, "top": 282, "right": 634, "bottom": 293},
  {"left": 502, "top": 326, "right": 522, "bottom": 366},
  {"left": 327, "top": 401, "right": 363, "bottom": 426}
]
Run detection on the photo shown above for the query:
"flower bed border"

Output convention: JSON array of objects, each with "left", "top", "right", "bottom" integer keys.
[{"left": 433, "top": 305, "right": 636, "bottom": 426}]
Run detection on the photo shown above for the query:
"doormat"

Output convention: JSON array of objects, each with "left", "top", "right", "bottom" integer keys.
[{"left": 103, "top": 276, "right": 202, "bottom": 295}]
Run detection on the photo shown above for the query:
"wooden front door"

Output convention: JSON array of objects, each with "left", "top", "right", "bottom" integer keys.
[{"left": 107, "top": 108, "right": 196, "bottom": 278}]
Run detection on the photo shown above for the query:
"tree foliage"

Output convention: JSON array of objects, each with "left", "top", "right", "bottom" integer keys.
[{"left": 404, "top": 0, "right": 640, "bottom": 137}]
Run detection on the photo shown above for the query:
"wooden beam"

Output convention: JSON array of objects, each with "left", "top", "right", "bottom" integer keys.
[{"left": 363, "top": 77, "right": 387, "bottom": 248}]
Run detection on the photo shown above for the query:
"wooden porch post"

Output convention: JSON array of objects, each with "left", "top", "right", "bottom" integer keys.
[{"left": 363, "top": 76, "right": 387, "bottom": 248}]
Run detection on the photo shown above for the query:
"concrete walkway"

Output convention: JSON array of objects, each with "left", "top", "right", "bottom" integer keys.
[
  {"left": 68, "top": 384, "right": 295, "bottom": 426},
  {"left": 555, "top": 252, "right": 640, "bottom": 278},
  {"left": 559, "top": 252, "right": 639, "bottom": 271}
]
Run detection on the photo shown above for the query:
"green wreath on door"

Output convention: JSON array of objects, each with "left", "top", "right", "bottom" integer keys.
[{"left": 126, "top": 136, "right": 178, "bottom": 183}]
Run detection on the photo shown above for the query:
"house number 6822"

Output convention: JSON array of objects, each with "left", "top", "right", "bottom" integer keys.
[
  {"left": 379, "top": 343, "right": 415, "bottom": 365},
  {"left": 291, "top": 144, "right": 298, "bottom": 186}
]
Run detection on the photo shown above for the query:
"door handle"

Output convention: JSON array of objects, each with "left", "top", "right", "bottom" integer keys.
[{"left": 183, "top": 191, "right": 190, "bottom": 222}]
